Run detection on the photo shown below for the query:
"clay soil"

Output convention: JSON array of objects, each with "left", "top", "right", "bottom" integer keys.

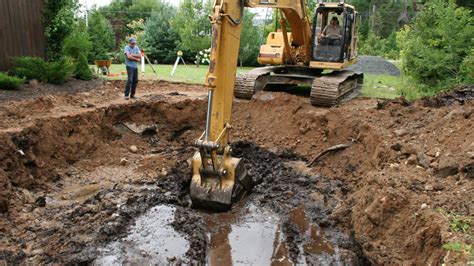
[{"left": 0, "top": 80, "right": 472, "bottom": 264}]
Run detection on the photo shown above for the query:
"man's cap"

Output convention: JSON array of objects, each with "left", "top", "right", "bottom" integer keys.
[{"left": 129, "top": 37, "right": 136, "bottom": 43}]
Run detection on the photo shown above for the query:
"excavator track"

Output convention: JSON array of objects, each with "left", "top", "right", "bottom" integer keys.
[
  {"left": 234, "top": 73, "right": 261, "bottom": 100},
  {"left": 310, "top": 71, "right": 363, "bottom": 107}
]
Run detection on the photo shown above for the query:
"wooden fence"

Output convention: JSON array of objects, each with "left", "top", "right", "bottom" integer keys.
[{"left": 0, "top": 0, "right": 46, "bottom": 71}]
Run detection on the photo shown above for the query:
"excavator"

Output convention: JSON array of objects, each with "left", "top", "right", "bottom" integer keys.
[{"left": 191, "top": 0, "right": 362, "bottom": 210}]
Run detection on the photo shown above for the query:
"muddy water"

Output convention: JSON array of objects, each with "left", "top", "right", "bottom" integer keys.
[
  {"left": 94, "top": 201, "right": 345, "bottom": 265},
  {"left": 93, "top": 205, "right": 188, "bottom": 265}
]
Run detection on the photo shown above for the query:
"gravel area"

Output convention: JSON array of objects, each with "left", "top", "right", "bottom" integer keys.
[{"left": 347, "top": 55, "right": 401, "bottom": 76}]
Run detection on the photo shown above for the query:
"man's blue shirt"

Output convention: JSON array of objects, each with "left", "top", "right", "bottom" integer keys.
[{"left": 124, "top": 45, "right": 140, "bottom": 69}]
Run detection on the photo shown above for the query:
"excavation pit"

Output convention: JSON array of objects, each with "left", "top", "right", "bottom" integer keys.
[{"left": 1, "top": 80, "right": 472, "bottom": 265}]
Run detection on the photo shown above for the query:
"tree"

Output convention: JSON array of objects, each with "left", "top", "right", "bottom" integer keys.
[
  {"left": 44, "top": 0, "right": 79, "bottom": 60},
  {"left": 239, "top": 11, "right": 262, "bottom": 67},
  {"left": 63, "top": 21, "right": 92, "bottom": 60},
  {"left": 398, "top": 0, "right": 474, "bottom": 88},
  {"left": 171, "top": 0, "right": 213, "bottom": 61},
  {"left": 88, "top": 11, "right": 116, "bottom": 60},
  {"left": 143, "top": 3, "right": 180, "bottom": 64}
]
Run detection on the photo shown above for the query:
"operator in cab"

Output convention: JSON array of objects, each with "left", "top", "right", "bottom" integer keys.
[{"left": 319, "top": 17, "right": 342, "bottom": 45}]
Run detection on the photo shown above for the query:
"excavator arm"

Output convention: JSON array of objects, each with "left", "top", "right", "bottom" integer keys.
[{"left": 191, "top": 0, "right": 313, "bottom": 211}]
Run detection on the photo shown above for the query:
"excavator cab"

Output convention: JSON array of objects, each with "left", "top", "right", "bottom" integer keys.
[{"left": 312, "top": 4, "right": 357, "bottom": 63}]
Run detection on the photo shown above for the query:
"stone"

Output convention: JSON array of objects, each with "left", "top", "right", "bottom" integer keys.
[
  {"left": 80, "top": 102, "right": 95, "bottom": 108},
  {"left": 436, "top": 155, "right": 459, "bottom": 178},
  {"left": 394, "top": 129, "right": 408, "bottom": 137},
  {"left": 29, "top": 79, "right": 40, "bottom": 86},
  {"left": 35, "top": 196, "right": 46, "bottom": 207},
  {"left": 129, "top": 145, "right": 138, "bottom": 153},
  {"left": 161, "top": 168, "right": 168, "bottom": 176},
  {"left": 401, "top": 143, "right": 422, "bottom": 155},
  {"left": 120, "top": 158, "right": 128, "bottom": 166},
  {"left": 283, "top": 190, "right": 294, "bottom": 198},
  {"left": 432, "top": 183, "right": 444, "bottom": 191},
  {"left": 406, "top": 155, "right": 418, "bottom": 165},
  {"left": 420, "top": 203, "right": 428, "bottom": 210},
  {"left": 390, "top": 143, "right": 402, "bottom": 151},
  {"left": 462, "top": 163, "right": 474, "bottom": 179},
  {"left": 417, "top": 153, "right": 430, "bottom": 168},
  {"left": 467, "top": 151, "right": 474, "bottom": 160}
]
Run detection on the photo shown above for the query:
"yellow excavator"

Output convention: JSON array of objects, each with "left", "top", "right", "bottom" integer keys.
[{"left": 191, "top": 0, "right": 362, "bottom": 210}]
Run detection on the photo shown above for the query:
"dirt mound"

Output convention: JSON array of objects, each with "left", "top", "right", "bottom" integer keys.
[{"left": 422, "top": 84, "right": 474, "bottom": 107}]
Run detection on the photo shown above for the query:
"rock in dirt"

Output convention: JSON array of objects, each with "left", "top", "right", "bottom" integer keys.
[
  {"left": 467, "top": 151, "right": 474, "bottom": 160},
  {"left": 129, "top": 145, "right": 138, "bottom": 153},
  {"left": 401, "top": 143, "right": 422, "bottom": 156},
  {"left": 436, "top": 155, "right": 459, "bottom": 178},
  {"left": 80, "top": 102, "right": 95, "bottom": 108},
  {"left": 406, "top": 155, "right": 417, "bottom": 165},
  {"left": 390, "top": 143, "right": 402, "bottom": 151},
  {"left": 462, "top": 163, "right": 474, "bottom": 179},
  {"left": 394, "top": 129, "right": 408, "bottom": 137},
  {"left": 120, "top": 158, "right": 128, "bottom": 166},
  {"left": 35, "top": 196, "right": 46, "bottom": 207}
]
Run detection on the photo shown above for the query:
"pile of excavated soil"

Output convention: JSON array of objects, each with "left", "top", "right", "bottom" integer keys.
[{"left": 0, "top": 80, "right": 472, "bottom": 264}]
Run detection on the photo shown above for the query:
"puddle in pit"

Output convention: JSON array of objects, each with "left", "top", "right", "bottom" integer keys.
[
  {"left": 205, "top": 203, "right": 339, "bottom": 265},
  {"left": 94, "top": 203, "right": 345, "bottom": 265},
  {"left": 93, "top": 205, "right": 188, "bottom": 265}
]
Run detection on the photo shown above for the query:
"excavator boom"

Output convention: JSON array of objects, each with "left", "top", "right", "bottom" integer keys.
[
  {"left": 191, "top": 0, "right": 362, "bottom": 210},
  {"left": 190, "top": 0, "right": 252, "bottom": 211}
]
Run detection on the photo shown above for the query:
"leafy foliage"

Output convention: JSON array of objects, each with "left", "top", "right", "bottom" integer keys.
[
  {"left": 75, "top": 54, "right": 93, "bottom": 81},
  {"left": 171, "top": 0, "right": 212, "bottom": 61},
  {"left": 88, "top": 11, "right": 116, "bottom": 61},
  {"left": 398, "top": 0, "right": 474, "bottom": 88},
  {"left": 11, "top": 57, "right": 48, "bottom": 81},
  {"left": 359, "top": 30, "right": 399, "bottom": 59},
  {"left": 44, "top": 0, "right": 78, "bottom": 60},
  {"left": 0, "top": 72, "right": 24, "bottom": 90},
  {"left": 46, "top": 58, "right": 75, "bottom": 85},
  {"left": 11, "top": 57, "right": 74, "bottom": 85},
  {"left": 239, "top": 11, "right": 262, "bottom": 67},
  {"left": 63, "top": 22, "right": 92, "bottom": 60},
  {"left": 143, "top": 3, "right": 180, "bottom": 64}
]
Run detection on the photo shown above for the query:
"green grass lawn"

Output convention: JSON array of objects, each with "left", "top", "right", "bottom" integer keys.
[
  {"left": 95, "top": 63, "right": 253, "bottom": 84},
  {"left": 361, "top": 74, "right": 402, "bottom": 99},
  {"left": 98, "top": 63, "right": 405, "bottom": 100}
]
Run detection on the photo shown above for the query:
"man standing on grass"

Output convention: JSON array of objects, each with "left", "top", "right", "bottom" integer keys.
[{"left": 124, "top": 38, "right": 141, "bottom": 100}]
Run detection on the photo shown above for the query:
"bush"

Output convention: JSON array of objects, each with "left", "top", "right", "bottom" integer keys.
[
  {"left": 460, "top": 49, "right": 474, "bottom": 83},
  {"left": 46, "top": 58, "right": 74, "bottom": 85},
  {"left": 11, "top": 57, "right": 48, "bottom": 81},
  {"left": 359, "top": 30, "right": 399, "bottom": 60},
  {"left": 398, "top": 0, "right": 474, "bottom": 88},
  {"left": 0, "top": 72, "right": 23, "bottom": 90},
  {"left": 11, "top": 57, "right": 74, "bottom": 85},
  {"left": 75, "top": 54, "right": 93, "bottom": 80}
]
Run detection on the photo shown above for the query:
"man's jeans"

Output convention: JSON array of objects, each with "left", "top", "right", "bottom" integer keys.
[{"left": 125, "top": 66, "right": 138, "bottom": 97}]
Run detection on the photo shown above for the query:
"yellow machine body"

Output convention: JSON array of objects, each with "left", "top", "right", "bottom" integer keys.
[
  {"left": 191, "top": 0, "right": 362, "bottom": 210},
  {"left": 257, "top": 32, "right": 292, "bottom": 65}
]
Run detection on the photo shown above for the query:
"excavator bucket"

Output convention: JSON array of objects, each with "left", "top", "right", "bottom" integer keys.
[{"left": 190, "top": 152, "right": 253, "bottom": 211}]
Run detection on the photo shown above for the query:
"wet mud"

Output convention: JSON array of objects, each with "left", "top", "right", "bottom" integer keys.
[{"left": 89, "top": 141, "right": 366, "bottom": 265}]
